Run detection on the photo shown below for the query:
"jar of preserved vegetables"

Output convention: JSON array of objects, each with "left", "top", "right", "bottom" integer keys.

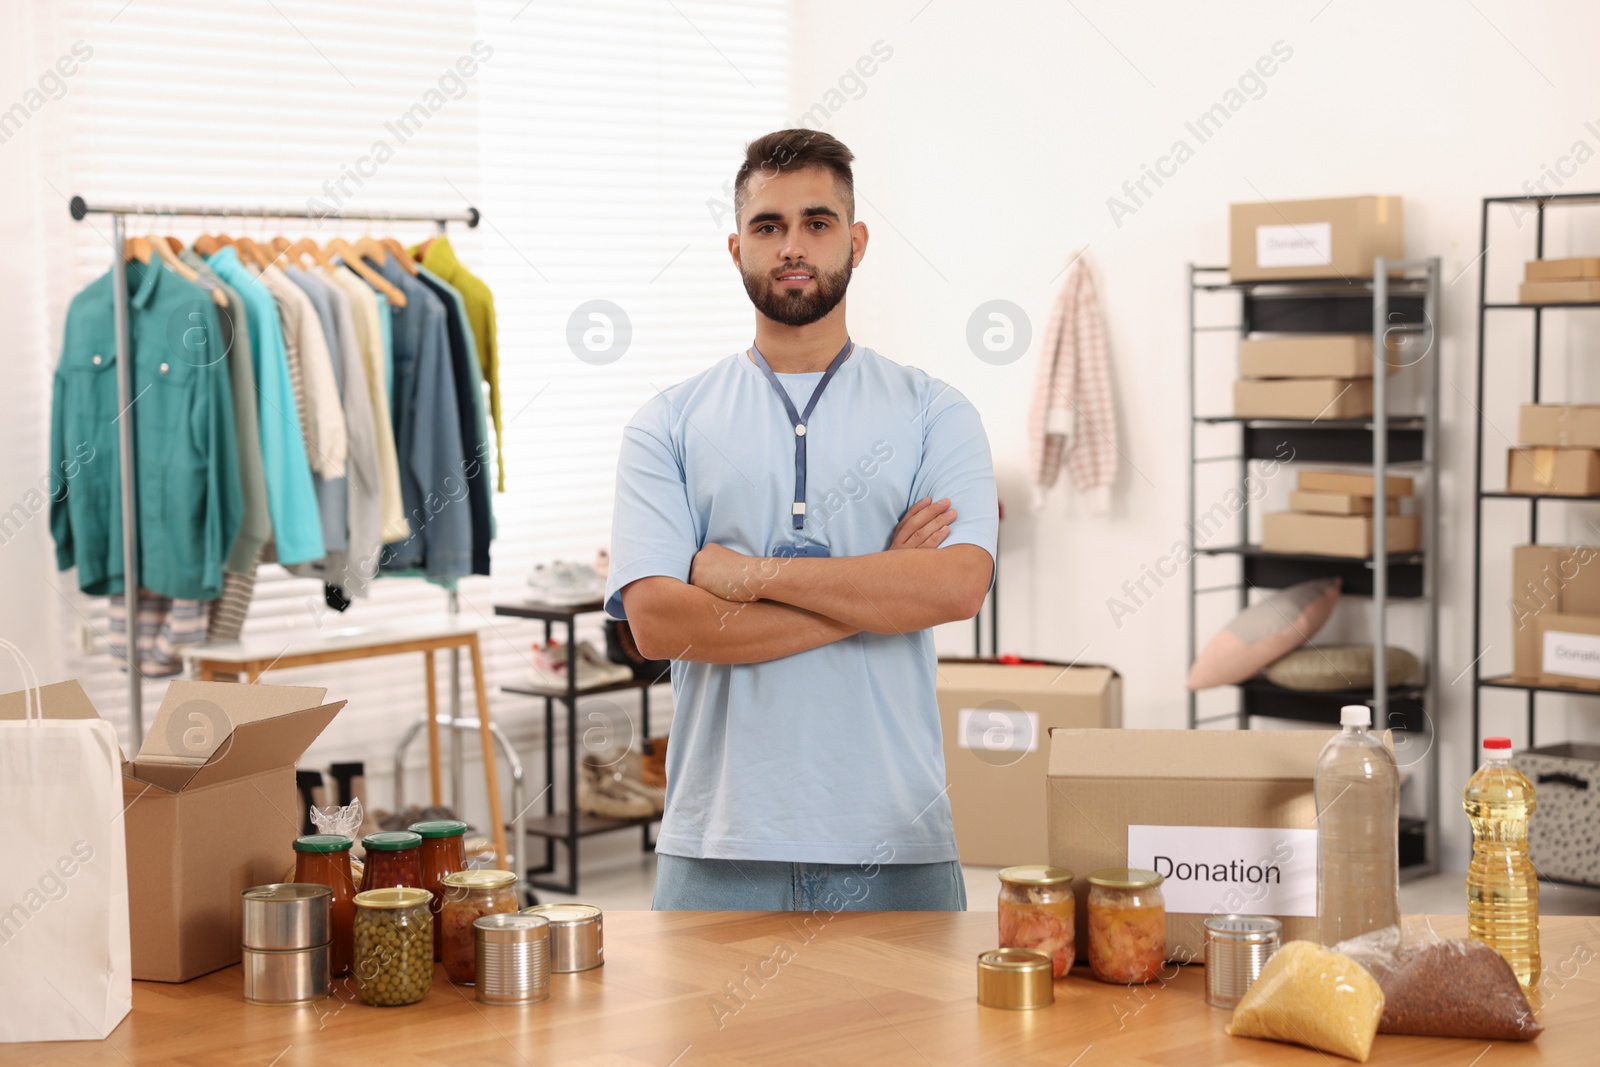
[
  {"left": 292, "top": 835, "right": 356, "bottom": 976},
  {"left": 1087, "top": 868, "right": 1166, "bottom": 985},
  {"left": 352, "top": 887, "right": 434, "bottom": 1006},
  {"left": 410, "top": 820, "right": 468, "bottom": 961},
  {"left": 996, "top": 865, "right": 1075, "bottom": 979},
  {"left": 360, "top": 831, "right": 423, "bottom": 892},
  {"left": 439, "top": 869, "right": 519, "bottom": 984}
]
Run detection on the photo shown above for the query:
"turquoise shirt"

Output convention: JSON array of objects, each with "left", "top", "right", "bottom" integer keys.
[
  {"left": 50, "top": 260, "right": 243, "bottom": 599},
  {"left": 208, "top": 246, "right": 325, "bottom": 565}
]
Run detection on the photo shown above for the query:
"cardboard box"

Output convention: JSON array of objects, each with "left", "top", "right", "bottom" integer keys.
[
  {"left": 1525, "top": 258, "right": 1600, "bottom": 281},
  {"left": 1508, "top": 447, "right": 1600, "bottom": 496},
  {"left": 1047, "top": 728, "right": 1383, "bottom": 963},
  {"left": 1229, "top": 196, "right": 1404, "bottom": 282},
  {"left": 1520, "top": 404, "right": 1600, "bottom": 449},
  {"left": 1262, "top": 512, "right": 1420, "bottom": 558},
  {"left": 1233, "top": 378, "right": 1372, "bottom": 419},
  {"left": 1297, "top": 469, "right": 1414, "bottom": 498},
  {"left": 1510, "top": 545, "right": 1600, "bottom": 679},
  {"left": 1288, "top": 490, "right": 1398, "bottom": 516},
  {"left": 1238, "top": 334, "right": 1399, "bottom": 379},
  {"left": 1537, "top": 613, "right": 1600, "bottom": 689},
  {"left": 937, "top": 659, "right": 1121, "bottom": 868},
  {"left": 1519, "top": 279, "right": 1600, "bottom": 304},
  {"left": 0, "top": 678, "right": 343, "bottom": 982}
]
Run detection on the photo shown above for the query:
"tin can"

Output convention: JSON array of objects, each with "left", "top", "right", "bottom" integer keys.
[
  {"left": 241, "top": 883, "right": 331, "bottom": 951},
  {"left": 242, "top": 944, "right": 330, "bottom": 1005},
  {"left": 1203, "top": 915, "right": 1282, "bottom": 1009},
  {"left": 474, "top": 913, "right": 552, "bottom": 1005},
  {"left": 976, "top": 948, "right": 1054, "bottom": 1010},
  {"left": 520, "top": 903, "right": 603, "bottom": 972}
]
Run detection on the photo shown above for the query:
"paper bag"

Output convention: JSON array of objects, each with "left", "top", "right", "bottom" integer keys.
[{"left": 0, "top": 641, "right": 132, "bottom": 1042}]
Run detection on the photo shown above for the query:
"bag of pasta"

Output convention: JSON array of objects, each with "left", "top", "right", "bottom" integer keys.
[
  {"left": 1226, "top": 940, "right": 1383, "bottom": 1062},
  {"left": 1337, "top": 922, "right": 1542, "bottom": 1041}
]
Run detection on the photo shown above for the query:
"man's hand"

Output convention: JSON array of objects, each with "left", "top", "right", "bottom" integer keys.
[
  {"left": 689, "top": 542, "right": 771, "bottom": 603},
  {"left": 890, "top": 496, "right": 956, "bottom": 549}
]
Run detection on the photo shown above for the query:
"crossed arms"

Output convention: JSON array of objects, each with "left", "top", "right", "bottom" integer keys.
[{"left": 619, "top": 498, "right": 994, "bottom": 665}]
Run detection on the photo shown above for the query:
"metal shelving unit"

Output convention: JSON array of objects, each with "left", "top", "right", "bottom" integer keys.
[
  {"left": 1470, "top": 192, "right": 1600, "bottom": 801},
  {"left": 1186, "top": 258, "right": 1442, "bottom": 877}
]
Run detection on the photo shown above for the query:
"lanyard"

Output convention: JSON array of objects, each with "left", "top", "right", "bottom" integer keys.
[{"left": 749, "top": 339, "right": 854, "bottom": 530}]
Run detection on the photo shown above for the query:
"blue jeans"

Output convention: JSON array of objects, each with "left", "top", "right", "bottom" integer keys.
[{"left": 653, "top": 854, "right": 967, "bottom": 911}]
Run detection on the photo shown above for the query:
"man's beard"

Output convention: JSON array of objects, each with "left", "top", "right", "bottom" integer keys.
[{"left": 742, "top": 255, "right": 852, "bottom": 327}]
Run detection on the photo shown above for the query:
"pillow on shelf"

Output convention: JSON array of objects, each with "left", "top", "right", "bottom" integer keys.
[
  {"left": 1264, "top": 645, "right": 1423, "bottom": 692},
  {"left": 1187, "top": 578, "right": 1342, "bottom": 691}
]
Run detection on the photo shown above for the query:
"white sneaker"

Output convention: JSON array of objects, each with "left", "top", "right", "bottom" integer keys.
[
  {"left": 528, "top": 639, "right": 634, "bottom": 690},
  {"left": 527, "top": 560, "right": 604, "bottom": 606}
]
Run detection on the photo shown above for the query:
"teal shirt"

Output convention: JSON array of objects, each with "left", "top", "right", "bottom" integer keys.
[
  {"left": 50, "top": 260, "right": 243, "bottom": 599},
  {"left": 374, "top": 291, "right": 394, "bottom": 412},
  {"left": 207, "top": 246, "right": 325, "bottom": 565}
]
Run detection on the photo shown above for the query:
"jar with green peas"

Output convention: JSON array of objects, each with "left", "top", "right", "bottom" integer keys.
[{"left": 352, "top": 887, "right": 434, "bottom": 1006}]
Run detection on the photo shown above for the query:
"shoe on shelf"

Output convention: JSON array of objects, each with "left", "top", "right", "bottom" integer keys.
[
  {"left": 577, "top": 751, "right": 656, "bottom": 819},
  {"left": 528, "top": 638, "right": 635, "bottom": 691},
  {"left": 526, "top": 560, "right": 604, "bottom": 607}
]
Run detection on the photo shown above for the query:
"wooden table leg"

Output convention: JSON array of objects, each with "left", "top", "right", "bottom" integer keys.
[
  {"left": 197, "top": 662, "right": 214, "bottom": 681},
  {"left": 468, "top": 636, "right": 508, "bottom": 871},
  {"left": 423, "top": 650, "right": 443, "bottom": 807}
]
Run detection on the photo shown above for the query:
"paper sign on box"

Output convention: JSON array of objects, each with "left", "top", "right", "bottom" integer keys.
[
  {"left": 1256, "top": 222, "right": 1333, "bottom": 269},
  {"left": 1127, "top": 825, "right": 1318, "bottom": 918}
]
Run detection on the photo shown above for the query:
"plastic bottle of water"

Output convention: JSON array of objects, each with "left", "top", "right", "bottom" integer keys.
[
  {"left": 1314, "top": 705, "right": 1400, "bottom": 946},
  {"left": 1465, "top": 736, "right": 1540, "bottom": 989}
]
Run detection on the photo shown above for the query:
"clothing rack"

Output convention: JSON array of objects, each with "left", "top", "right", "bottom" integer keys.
[{"left": 66, "top": 195, "right": 481, "bottom": 754}]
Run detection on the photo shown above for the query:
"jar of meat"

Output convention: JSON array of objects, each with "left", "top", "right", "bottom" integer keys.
[
  {"left": 360, "top": 831, "right": 423, "bottom": 892},
  {"left": 293, "top": 834, "right": 356, "bottom": 977},
  {"left": 1086, "top": 868, "right": 1166, "bottom": 985},
  {"left": 439, "top": 870, "right": 519, "bottom": 984},
  {"left": 410, "top": 820, "right": 468, "bottom": 961},
  {"left": 997, "top": 866, "right": 1075, "bottom": 979}
]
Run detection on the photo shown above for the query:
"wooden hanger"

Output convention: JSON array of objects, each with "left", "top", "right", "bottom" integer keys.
[
  {"left": 413, "top": 236, "right": 437, "bottom": 262},
  {"left": 381, "top": 237, "right": 419, "bottom": 275},
  {"left": 326, "top": 237, "right": 408, "bottom": 307},
  {"left": 235, "top": 235, "right": 274, "bottom": 270},
  {"left": 146, "top": 233, "right": 228, "bottom": 308},
  {"left": 193, "top": 234, "right": 223, "bottom": 257},
  {"left": 164, "top": 236, "right": 183, "bottom": 255},
  {"left": 124, "top": 235, "right": 153, "bottom": 263},
  {"left": 354, "top": 235, "right": 389, "bottom": 266},
  {"left": 290, "top": 237, "right": 338, "bottom": 272}
]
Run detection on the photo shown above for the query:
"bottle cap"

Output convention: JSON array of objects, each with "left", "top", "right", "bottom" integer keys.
[
  {"left": 1484, "top": 736, "right": 1513, "bottom": 759},
  {"left": 1340, "top": 705, "right": 1372, "bottom": 728}
]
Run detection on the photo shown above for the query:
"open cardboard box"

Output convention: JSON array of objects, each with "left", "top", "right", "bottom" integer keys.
[{"left": 0, "top": 678, "right": 343, "bottom": 982}]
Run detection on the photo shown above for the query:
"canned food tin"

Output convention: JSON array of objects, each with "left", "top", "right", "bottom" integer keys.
[
  {"left": 474, "top": 913, "right": 552, "bottom": 1005},
  {"left": 242, "top": 944, "right": 331, "bottom": 1005},
  {"left": 241, "top": 883, "right": 332, "bottom": 951},
  {"left": 976, "top": 948, "right": 1054, "bottom": 1010},
  {"left": 1203, "top": 915, "right": 1282, "bottom": 1009},
  {"left": 520, "top": 903, "right": 603, "bottom": 972}
]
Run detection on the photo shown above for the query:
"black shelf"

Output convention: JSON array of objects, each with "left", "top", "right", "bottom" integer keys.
[
  {"left": 524, "top": 812, "right": 659, "bottom": 839},
  {"left": 1479, "top": 674, "right": 1600, "bottom": 698},
  {"left": 494, "top": 598, "right": 606, "bottom": 622},
  {"left": 1194, "top": 545, "right": 1425, "bottom": 598},
  {"left": 1480, "top": 491, "right": 1600, "bottom": 502},
  {"left": 1238, "top": 678, "right": 1429, "bottom": 735},
  {"left": 503, "top": 677, "right": 658, "bottom": 699},
  {"left": 1486, "top": 301, "right": 1600, "bottom": 309}
]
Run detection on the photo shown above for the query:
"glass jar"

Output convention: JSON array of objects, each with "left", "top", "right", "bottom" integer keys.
[
  {"left": 293, "top": 834, "right": 356, "bottom": 977},
  {"left": 410, "top": 820, "right": 467, "bottom": 961},
  {"left": 361, "top": 831, "right": 423, "bottom": 892},
  {"left": 996, "top": 865, "right": 1075, "bottom": 979},
  {"left": 1087, "top": 868, "right": 1166, "bottom": 985},
  {"left": 352, "top": 887, "right": 434, "bottom": 1006},
  {"left": 439, "top": 870, "right": 520, "bottom": 984}
]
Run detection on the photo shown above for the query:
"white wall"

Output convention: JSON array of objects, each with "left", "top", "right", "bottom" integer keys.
[{"left": 787, "top": 0, "right": 1600, "bottom": 870}]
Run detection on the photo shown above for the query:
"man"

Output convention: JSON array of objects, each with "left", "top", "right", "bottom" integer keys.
[{"left": 603, "top": 129, "right": 998, "bottom": 911}]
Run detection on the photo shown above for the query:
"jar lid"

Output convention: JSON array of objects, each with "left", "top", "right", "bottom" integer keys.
[
  {"left": 997, "top": 865, "right": 1074, "bottom": 887},
  {"left": 241, "top": 883, "right": 331, "bottom": 903},
  {"left": 474, "top": 913, "right": 551, "bottom": 944},
  {"left": 975, "top": 948, "right": 1054, "bottom": 1010},
  {"left": 1087, "top": 867, "right": 1164, "bottom": 889},
  {"left": 409, "top": 819, "right": 469, "bottom": 839},
  {"left": 442, "top": 869, "right": 518, "bottom": 890},
  {"left": 362, "top": 830, "right": 422, "bottom": 851},
  {"left": 1203, "top": 914, "right": 1282, "bottom": 942},
  {"left": 521, "top": 902, "right": 602, "bottom": 925},
  {"left": 354, "top": 887, "right": 432, "bottom": 910},
  {"left": 293, "top": 834, "right": 353, "bottom": 853}
]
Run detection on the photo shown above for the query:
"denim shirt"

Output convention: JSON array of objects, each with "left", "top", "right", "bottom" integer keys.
[
  {"left": 50, "top": 260, "right": 243, "bottom": 599},
  {"left": 366, "top": 256, "right": 471, "bottom": 579}
]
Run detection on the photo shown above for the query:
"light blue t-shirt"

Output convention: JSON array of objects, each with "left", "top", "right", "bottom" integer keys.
[{"left": 603, "top": 346, "right": 998, "bottom": 865}]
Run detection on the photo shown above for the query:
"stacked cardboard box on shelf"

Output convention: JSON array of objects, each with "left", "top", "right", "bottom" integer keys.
[
  {"left": 1513, "top": 543, "right": 1600, "bottom": 686},
  {"left": 1232, "top": 335, "right": 1395, "bottom": 419},
  {"left": 1519, "top": 258, "right": 1600, "bottom": 304},
  {"left": 1229, "top": 195, "right": 1404, "bottom": 282},
  {"left": 1262, "top": 469, "right": 1418, "bottom": 557},
  {"left": 1508, "top": 404, "right": 1600, "bottom": 495}
]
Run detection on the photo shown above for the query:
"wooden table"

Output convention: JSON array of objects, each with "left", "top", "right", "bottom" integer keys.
[
  {"left": 16, "top": 912, "right": 1599, "bottom": 1065},
  {"left": 184, "top": 616, "right": 507, "bottom": 869}
]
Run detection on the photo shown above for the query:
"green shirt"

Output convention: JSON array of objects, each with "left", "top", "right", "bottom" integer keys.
[{"left": 51, "top": 260, "right": 243, "bottom": 599}]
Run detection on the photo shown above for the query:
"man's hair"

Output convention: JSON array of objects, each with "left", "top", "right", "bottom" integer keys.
[{"left": 733, "top": 128, "right": 855, "bottom": 227}]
